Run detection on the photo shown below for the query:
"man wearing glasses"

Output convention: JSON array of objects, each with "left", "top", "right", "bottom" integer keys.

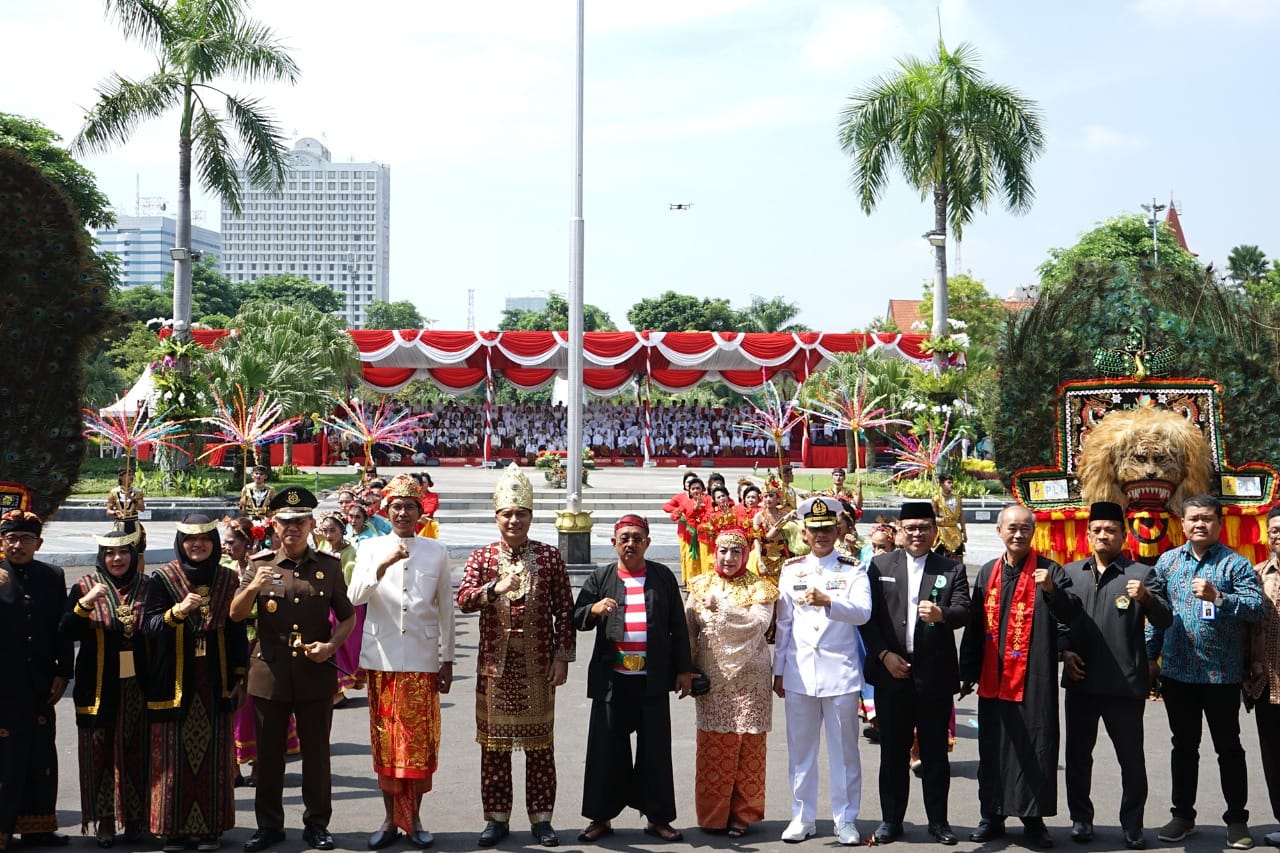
[
  {"left": 959, "top": 504, "right": 1080, "bottom": 848},
  {"left": 860, "top": 502, "right": 970, "bottom": 845},
  {"left": 0, "top": 509, "right": 73, "bottom": 849},
  {"left": 231, "top": 487, "right": 356, "bottom": 853}
]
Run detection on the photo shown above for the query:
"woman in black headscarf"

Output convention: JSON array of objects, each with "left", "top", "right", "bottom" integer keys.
[
  {"left": 142, "top": 515, "right": 248, "bottom": 853},
  {"left": 61, "top": 529, "right": 151, "bottom": 847}
]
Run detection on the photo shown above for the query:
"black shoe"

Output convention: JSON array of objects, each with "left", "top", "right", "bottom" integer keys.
[
  {"left": 970, "top": 819, "right": 1006, "bottom": 842},
  {"left": 407, "top": 830, "right": 433, "bottom": 849},
  {"left": 1022, "top": 821, "right": 1054, "bottom": 849},
  {"left": 873, "top": 822, "right": 904, "bottom": 844},
  {"left": 530, "top": 823, "right": 558, "bottom": 847},
  {"left": 1124, "top": 830, "right": 1147, "bottom": 850},
  {"left": 1070, "top": 821, "right": 1093, "bottom": 843},
  {"left": 302, "top": 826, "right": 334, "bottom": 851},
  {"left": 243, "top": 830, "right": 285, "bottom": 853},
  {"left": 863, "top": 725, "right": 880, "bottom": 743},
  {"left": 929, "top": 824, "right": 959, "bottom": 846},
  {"left": 477, "top": 822, "right": 508, "bottom": 848},
  {"left": 367, "top": 829, "right": 399, "bottom": 850},
  {"left": 21, "top": 835, "right": 70, "bottom": 848}
]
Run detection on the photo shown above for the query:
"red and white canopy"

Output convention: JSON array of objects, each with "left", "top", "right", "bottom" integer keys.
[{"left": 181, "top": 329, "right": 947, "bottom": 394}]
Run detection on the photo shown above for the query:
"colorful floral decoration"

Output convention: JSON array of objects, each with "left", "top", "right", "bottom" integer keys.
[
  {"left": 799, "top": 372, "right": 910, "bottom": 474},
  {"left": 195, "top": 385, "right": 302, "bottom": 488},
  {"left": 735, "top": 380, "right": 806, "bottom": 478},
  {"left": 317, "top": 396, "right": 432, "bottom": 466},
  {"left": 82, "top": 408, "right": 189, "bottom": 485},
  {"left": 889, "top": 412, "right": 964, "bottom": 483}
]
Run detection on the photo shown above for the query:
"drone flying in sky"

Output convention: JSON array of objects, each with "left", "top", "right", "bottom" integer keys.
[{"left": 669, "top": 203, "right": 693, "bottom": 210}]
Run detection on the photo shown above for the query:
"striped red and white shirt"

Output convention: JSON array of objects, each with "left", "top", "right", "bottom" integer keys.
[{"left": 613, "top": 565, "right": 648, "bottom": 675}]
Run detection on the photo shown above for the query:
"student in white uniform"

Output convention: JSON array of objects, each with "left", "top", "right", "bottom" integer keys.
[{"left": 772, "top": 496, "right": 873, "bottom": 845}]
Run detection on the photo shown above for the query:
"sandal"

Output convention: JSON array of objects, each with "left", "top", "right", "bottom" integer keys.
[
  {"left": 644, "top": 823, "right": 684, "bottom": 842},
  {"left": 727, "top": 825, "right": 748, "bottom": 839},
  {"left": 577, "top": 821, "right": 612, "bottom": 843},
  {"left": 162, "top": 839, "right": 184, "bottom": 853},
  {"left": 197, "top": 836, "right": 219, "bottom": 852}
]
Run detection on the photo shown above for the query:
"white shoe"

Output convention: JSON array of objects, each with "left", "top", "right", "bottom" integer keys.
[
  {"left": 837, "top": 821, "right": 861, "bottom": 846},
  {"left": 781, "top": 819, "right": 816, "bottom": 843}
]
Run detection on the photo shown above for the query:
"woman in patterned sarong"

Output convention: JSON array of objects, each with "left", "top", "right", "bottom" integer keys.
[
  {"left": 315, "top": 513, "right": 364, "bottom": 704},
  {"left": 143, "top": 516, "right": 248, "bottom": 853},
  {"left": 684, "top": 528, "right": 778, "bottom": 837},
  {"left": 61, "top": 530, "right": 151, "bottom": 847}
]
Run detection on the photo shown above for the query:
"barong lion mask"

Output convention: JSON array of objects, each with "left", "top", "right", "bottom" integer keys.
[{"left": 1077, "top": 406, "right": 1212, "bottom": 514}]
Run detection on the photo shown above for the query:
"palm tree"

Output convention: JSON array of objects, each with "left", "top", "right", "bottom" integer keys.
[
  {"left": 838, "top": 38, "right": 1045, "bottom": 351},
  {"left": 739, "top": 296, "right": 809, "bottom": 333},
  {"left": 72, "top": 0, "right": 299, "bottom": 341},
  {"left": 205, "top": 301, "right": 359, "bottom": 467},
  {"left": 1227, "top": 244, "right": 1270, "bottom": 289}
]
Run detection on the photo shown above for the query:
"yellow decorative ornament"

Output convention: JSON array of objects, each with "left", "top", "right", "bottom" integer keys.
[{"left": 493, "top": 462, "right": 534, "bottom": 511}]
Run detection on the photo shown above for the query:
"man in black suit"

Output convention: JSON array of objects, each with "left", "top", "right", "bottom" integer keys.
[
  {"left": 0, "top": 508, "right": 73, "bottom": 849},
  {"left": 860, "top": 501, "right": 970, "bottom": 845},
  {"left": 1061, "top": 501, "right": 1171, "bottom": 849},
  {"left": 572, "top": 514, "right": 694, "bottom": 845}
]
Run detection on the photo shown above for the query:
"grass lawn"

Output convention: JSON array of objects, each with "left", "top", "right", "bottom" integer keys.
[{"left": 72, "top": 457, "right": 357, "bottom": 498}]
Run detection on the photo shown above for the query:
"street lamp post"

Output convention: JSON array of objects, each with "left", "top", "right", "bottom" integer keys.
[
  {"left": 557, "top": 0, "right": 593, "bottom": 565},
  {"left": 1141, "top": 197, "right": 1166, "bottom": 267},
  {"left": 923, "top": 229, "right": 947, "bottom": 367}
]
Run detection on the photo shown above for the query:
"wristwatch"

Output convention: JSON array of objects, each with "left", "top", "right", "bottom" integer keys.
[{"left": 1214, "top": 592, "right": 1225, "bottom": 608}]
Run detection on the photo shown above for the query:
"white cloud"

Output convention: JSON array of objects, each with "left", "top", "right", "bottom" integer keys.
[
  {"left": 1133, "top": 0, "right": 1279, "bottom": 24},
  {"left": 803, "top": 4, "right": 908, "bottom": 73},
  {"left": 1080, "top": 125, "right": 1145, "bottom": 153}
]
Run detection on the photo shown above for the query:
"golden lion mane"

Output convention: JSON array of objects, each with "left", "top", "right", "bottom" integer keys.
[{"left": 1077, "top": 407, "right": 1213, "bottom": 513}]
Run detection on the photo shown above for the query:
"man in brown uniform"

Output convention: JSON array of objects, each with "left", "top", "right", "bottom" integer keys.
[{"left": 230, "top": 488, "right": 356, "bottom": 852}]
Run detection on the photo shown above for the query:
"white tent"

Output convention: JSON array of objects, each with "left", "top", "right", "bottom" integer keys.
[{"left": 99, "top": 365, "right": 155, "bottom": 417}]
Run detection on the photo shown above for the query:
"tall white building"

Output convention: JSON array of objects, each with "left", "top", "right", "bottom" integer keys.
[
  {"left": 96, "top": 215, "right": 221, "bottom": 289},
  {"left": 219, "top": 137, "right": 390, "bottom": 327}
]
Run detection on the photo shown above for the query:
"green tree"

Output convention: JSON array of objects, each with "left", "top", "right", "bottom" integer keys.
[
  {"left": 499, "top": 293, "right": 616, "bottom": 331},
  {"left": 626, "top": 291, "right": 740, "bottom": 331},
  {"left": 237, "top": 274, "right": 343, "bottom": 314},
  {"left": 737, "top": 296, "right": 808, "bottom": 332},
  {"left": 205, "top": 300, "right": 358, "bottom": 466},
  {"left": 162, "top": 254, "right": 239, "bottom": 319},
  {"left": 1038, "top": 215, "right": 1204, "bottom": 290},
  {"left": 1227, "top": 244, "right": 1270, "bottom": 290},
  {"left": 111, "top": 285, "right": 171, "bottom": 323},
  {"left": 1, "top": 113, "right": 115, "bottom": 230},
  {"left": 838, "top": 38, "right": 1045, "bottom": 343},
  {"left": 364, "top": 299, "right": 431, "bottom": 330},
  {"left": 918, "top": 272, "right": 1006, "bottom": 351},
  {"left": 73, "top": 0, "right": 300, "bottom": 339}
]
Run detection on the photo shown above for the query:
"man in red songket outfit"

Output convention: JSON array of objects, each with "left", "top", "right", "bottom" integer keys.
[{"left": 959, "top": 504, "right": 1080, "bottom": 849}]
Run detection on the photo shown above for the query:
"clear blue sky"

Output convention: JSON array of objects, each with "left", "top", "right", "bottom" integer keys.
[{"left": 5, "top": 0, "right": 1275, "bottom": 330}]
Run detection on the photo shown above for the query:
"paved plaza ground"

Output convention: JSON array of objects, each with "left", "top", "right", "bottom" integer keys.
[{"left": 34, "top": 464, "right": 1280, "bottom": 851}]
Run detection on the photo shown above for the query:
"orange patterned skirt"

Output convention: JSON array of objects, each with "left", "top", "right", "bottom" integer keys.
[
  {"left": 694, "top": 729, "right": 767, "bottom": 830},
  {"left": 367, "top": 670, "right": 440, "bottom": 832}
]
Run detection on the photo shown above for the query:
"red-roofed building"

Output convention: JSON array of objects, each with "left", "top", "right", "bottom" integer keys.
[
  {"left": 1165, "top": 201, "right": 1196, "bottom": 255},
  {"left": 883, "top": 298, "right": 1034, "bottom": 331}
]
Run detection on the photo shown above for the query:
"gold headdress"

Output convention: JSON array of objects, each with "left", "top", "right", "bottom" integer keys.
[
  {"left": 493, "top": 462, "right": 534, "bottom": 511},
  {"left": 382, "top": 474, "right": 424, "bottom": 504}
]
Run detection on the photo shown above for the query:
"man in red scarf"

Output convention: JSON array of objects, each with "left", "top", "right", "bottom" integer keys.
[{"left": 959, "top": 504, "right": 1080, "bottom": 848}]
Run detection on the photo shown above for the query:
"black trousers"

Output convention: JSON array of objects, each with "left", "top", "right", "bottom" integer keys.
[
  {"left": 1256, "top": 695, "right": 1280, "bottom": 823},
  {"left": 1160, "top": 678, "right": 1248, "bottom": 824},
  {"left": 1064, "top": 690, "right": 1146, "bottom": 831},
  {"left": 0, "top": 698, "right": 58, "bottom": 838},
  {"left": 254, "top": 696, "right": 334, "bottom": 830},
  {"left": 875, "top": 679, "right": 952, "bottom": 825},
  {"left": 581, "top": 673, "right": 676, "bottom": 824}
]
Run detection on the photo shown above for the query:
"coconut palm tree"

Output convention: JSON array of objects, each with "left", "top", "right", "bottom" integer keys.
[
  {"left": 740, "top": 296, "right": 810, "bottom": 333},
  {"left": 72, "top": 0, "right": 299, "bottom": 341},
  {"left": 838, "top": 38, "right": 1045, "bottom": 349}
]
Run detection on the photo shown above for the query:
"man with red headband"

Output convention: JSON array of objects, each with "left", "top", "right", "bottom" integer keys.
[
  {"left": 574, "top": 514, "right": 693, "bottom": 845},
  {"left": 457, "top": 464, "right": 575, "bottom": 848},
  {"left": 959, "top": 504, "right": 1080, "bottom": 848},
  {"left": 0, "top": 508, "right": 73, "bottom": 850}
]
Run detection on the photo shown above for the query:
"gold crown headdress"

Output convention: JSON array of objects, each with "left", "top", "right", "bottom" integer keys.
[{"left": 493, "top": 462, "right": 534, "bottom": 511}]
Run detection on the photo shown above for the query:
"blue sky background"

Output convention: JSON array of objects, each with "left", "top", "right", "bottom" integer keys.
[{"left": 5, "top": 0, "right": 1276, "bottom": 330}]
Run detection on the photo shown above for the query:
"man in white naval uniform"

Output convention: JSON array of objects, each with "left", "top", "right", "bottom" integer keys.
[{"left": 772, "top": 496, "right": 873, "bottom": 845}]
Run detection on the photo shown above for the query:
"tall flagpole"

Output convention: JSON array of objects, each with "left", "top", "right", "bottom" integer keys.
[{"left": 566, "top": 0, "right": 585, "bottom": 512}]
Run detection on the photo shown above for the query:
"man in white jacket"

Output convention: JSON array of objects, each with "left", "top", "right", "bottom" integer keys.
[
  {"left": 772, "top": 496, "right": 873, "bottom": 846},
  {"left": 347, "top": 475, "right": 454, "bottom": 850}
]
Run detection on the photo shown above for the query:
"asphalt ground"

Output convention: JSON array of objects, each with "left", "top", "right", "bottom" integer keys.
[{"left": 31, "top": 464, "right": 1280, "bottom": 851}]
